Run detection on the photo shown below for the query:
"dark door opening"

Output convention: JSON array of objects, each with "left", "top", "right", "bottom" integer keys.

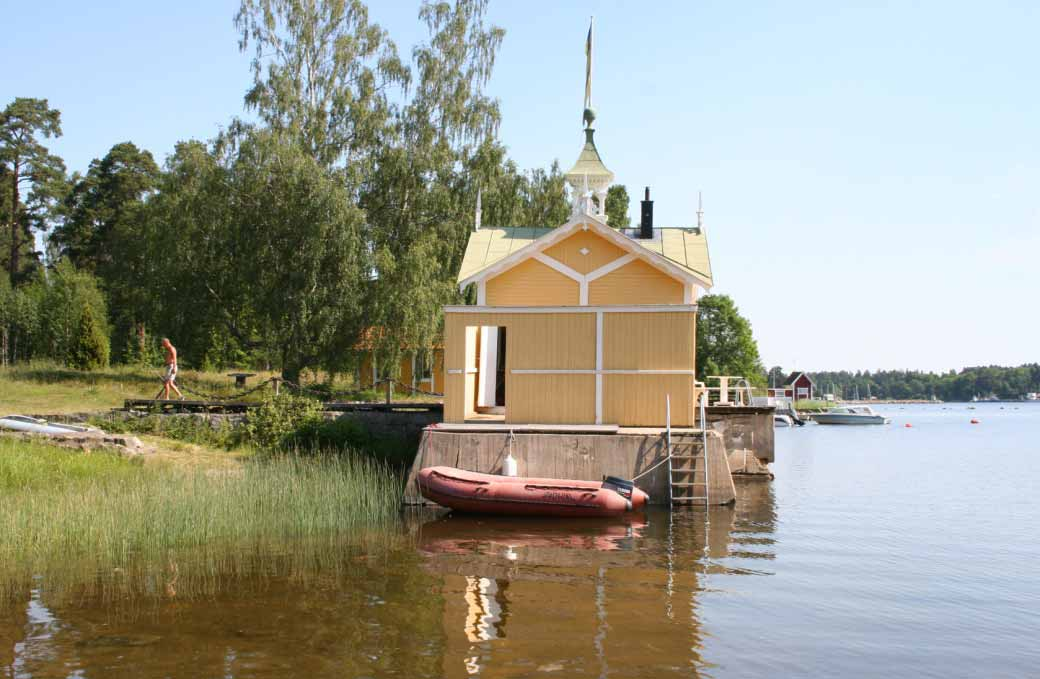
[{"left": 495, "top": 328, "right": 507, "bottom": 407}]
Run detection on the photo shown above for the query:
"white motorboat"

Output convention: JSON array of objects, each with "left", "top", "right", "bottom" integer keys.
[
  {"left": 812, "top": 406, "right": 890, "bottom": 425},
  {"left": 774, "top": 414, "right": 794, "bottom": 427}
]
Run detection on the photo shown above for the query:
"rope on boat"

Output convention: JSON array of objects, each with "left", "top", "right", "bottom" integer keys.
[{"left": 630, "top": 453, "right": 674, "bottom": 482}]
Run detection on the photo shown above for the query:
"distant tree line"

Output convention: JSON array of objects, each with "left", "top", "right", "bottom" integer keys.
[
  {"left": 768, "top": 365, "right": 1040, "bottom": 401},
  {"left": 1, "top": 0, "right": 601, "bottom": 382}
]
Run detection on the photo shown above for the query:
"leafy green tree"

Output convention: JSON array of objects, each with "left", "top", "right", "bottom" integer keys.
[
  {"left": 0, "top": 275, "right": 39, "bottom": 364},
  {"left": 605, "top": 184, "right": 630, "bottom": 228},
  {"left": 51, "top": 142, "right": 159, "bottom": 271},
  {"left": 234, "top": 0, "right": 407, "bottom": 174},
  {"left": 135, "top": 141, "right": 240, "bottom": 365},
  {"left": 463, "top": 143, "right": 569, "bottom": 236},
  {"left": 0, "top": 98, "right": 66, "bottom": 284},
  {"left": 69, "top": 304, "right": 110, "bottom": 370},
  {"left": 363, "top": 0, "right": 504, "bottom": 383},
  {"left": 809, "top": 364, "right": 1040, "bottom": 401},
  {"left": 767, "top": 365, "right": 786, "bottom": 388},
  {"left": 35, "top": 259, "right": 108, "bottom": 366},
  {"left": 140, "top": 131, "right": 369, "bottom": 382},
  {"left": 521, "top": 161, "right": 570, "bottom": 227},
  {"left": 696, "top": 294, "right": 765, "bottom": 384},
  {"left": 50, "top": 142, "right": 160, "bottom": 359}
]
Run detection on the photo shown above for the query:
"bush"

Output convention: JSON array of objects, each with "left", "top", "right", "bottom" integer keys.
[
  {"left": 243, "top": 393, "right": 324, "bottom": 450},
  {"left": 293, "top": 416, "right": 419, "bottom": 467},
  {"left": 69, "top": 305, "right": 110, "bottom": 370},
  {"left": 97, "top": 414, "right": 239, "bottom": 449}
]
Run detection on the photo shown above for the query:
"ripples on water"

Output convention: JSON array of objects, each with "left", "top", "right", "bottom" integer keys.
[{"left": 2, "top": 404, "right": 1038, "bottom": 678}]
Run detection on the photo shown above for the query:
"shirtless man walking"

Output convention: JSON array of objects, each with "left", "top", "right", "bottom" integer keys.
[{"left": 155, "top": 337, "right": 184, "bottom": 400}]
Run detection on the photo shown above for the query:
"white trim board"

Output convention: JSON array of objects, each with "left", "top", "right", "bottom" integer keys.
[
  {"left": 595, "top": 311, "right": 603, "bottom": 425},
  {"left": 445, "top": 304, "right": 698, "bottom": 314},
  {"left": 512, "top": 369, "right": 696, "bottom": 375}
]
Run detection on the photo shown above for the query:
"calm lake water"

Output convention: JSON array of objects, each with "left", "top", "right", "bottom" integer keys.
[{"left": 3, "top": 403, "right": 1039, "bottom": 678}]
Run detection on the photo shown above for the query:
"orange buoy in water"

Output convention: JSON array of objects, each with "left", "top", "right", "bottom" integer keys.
[
  {"left": 904, "top": 423, "right": 913, "bottom": 428},
  {"left": 970, "top": 418, "right": 980, "bottom": 424}
]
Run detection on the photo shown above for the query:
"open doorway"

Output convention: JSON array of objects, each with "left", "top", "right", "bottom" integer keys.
[{"left": 466, "top": 326, "right": 506, "bottom": 421}]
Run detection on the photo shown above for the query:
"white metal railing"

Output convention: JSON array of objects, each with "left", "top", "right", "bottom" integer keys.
[{"left": 704, "top": 375, "right": 754, "bottom": 406}]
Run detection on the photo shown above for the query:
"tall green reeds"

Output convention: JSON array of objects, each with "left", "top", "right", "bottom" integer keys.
[{"left": 0, "top": 439, "right": 402, "bottom": 600}]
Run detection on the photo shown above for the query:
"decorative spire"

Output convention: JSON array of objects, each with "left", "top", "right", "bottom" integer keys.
[
  {"left": 583, "top": 17, "right": 595, "bottom": 129},
  {"left": 566, "top": 18, "right": 612, "bottom": 216},
  {"left": 474, "top": 187, "right": 482, "bottom": 231},
  {"left": 697, "top": 191, "right": 705, "bottom": 231}
]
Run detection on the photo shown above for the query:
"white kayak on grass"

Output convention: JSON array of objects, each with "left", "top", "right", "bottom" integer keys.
[{"left": 0, "top": 415, "right": 97, "bottom": 436}]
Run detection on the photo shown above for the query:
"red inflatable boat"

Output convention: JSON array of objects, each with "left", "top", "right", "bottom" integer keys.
[{"left": 416, "top": 466, "right": 649, "bottom": 518}]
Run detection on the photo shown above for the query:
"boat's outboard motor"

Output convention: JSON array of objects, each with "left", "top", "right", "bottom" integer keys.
[
  {"left": 602, "top": 476, "right": 649, "bottom": 510},
  {"left": 602, "top": 476, "right": 634, "bottom": 500}
]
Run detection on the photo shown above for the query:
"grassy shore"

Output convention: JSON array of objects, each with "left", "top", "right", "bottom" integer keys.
[
  {"left": 793, "top": 399, "right": 834, "bottom": 413},
  {"left": 0, "top": 436, "right": 402, "bottom": 597},
  {"left": 0, "top": 361, "right": 439, "bottom": 416},
  {"left": 0, "top": 362, "right": 285, "bottom": 415}
]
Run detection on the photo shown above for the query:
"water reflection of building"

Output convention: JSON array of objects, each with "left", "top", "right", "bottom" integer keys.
[
  {"left": 0, "top": 485, "right": 778, "bottom": 678},
  {"left": 464, "top": 576, "right": 509, "bottom": 642},
  {"left": 420, "top": 482, "right": 778, "bottom": 678}
]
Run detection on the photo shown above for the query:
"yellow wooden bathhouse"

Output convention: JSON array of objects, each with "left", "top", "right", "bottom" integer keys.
[{"left": 444, "top": 110, "right": 713, "bottom": 426}]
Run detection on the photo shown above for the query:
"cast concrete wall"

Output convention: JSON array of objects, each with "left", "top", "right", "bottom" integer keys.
[
  {"left": 404, "top": 429, "right": 735, "bottom": 506},
  {"left": 705, "top": 406, "right": 775, "bottom": 463}
]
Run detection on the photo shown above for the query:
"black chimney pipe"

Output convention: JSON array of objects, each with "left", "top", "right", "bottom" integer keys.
[{"left": 639, "top": 186, "right": 654, "bottom": 239}]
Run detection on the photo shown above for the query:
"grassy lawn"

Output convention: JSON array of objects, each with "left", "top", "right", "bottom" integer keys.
[
  {"left": 0, "top": 361, "right": 438, "bottom": 416},
  {"left": 0, "top": 362, "right": 284, "bottom": 415},
  {"left": 0, "top": 436, "right": 147, "bottom": 491}
]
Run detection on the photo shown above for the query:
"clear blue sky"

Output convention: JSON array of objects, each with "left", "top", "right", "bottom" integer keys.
[{"left": 5, "top": 1, "right": 1037, "bottom": 373}]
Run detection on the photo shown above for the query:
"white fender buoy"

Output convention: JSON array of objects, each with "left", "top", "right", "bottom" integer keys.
[
  {"left": 503, "top": 450, "right": 518, "bottom": 476},
  {"left": 503, "top": 430, "right": 518, "bottom": 476}
]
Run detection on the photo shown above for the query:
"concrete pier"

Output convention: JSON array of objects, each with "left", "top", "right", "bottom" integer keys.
[{"left": 404, "top": 428, "right": 737, "bottom": 506}]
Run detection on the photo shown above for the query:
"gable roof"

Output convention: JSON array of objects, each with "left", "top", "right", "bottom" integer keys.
[
  {"left": 458, "top": 216, "right": 713, "bottom": 289},
  {"left": 785, "top": 371, "right": 815, "bottom": 387}
]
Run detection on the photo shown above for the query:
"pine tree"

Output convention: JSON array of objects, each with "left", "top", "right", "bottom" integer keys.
[{"left": 69, "top": 304, "right": 110, "bottom": 370}]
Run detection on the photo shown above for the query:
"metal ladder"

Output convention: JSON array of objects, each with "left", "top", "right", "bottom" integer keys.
[
  {"left": 668, "top": 433, "right": 709, "bottom": 505},
  {"left": 666, "top": 390, "right": 710, "bottom": 506}
]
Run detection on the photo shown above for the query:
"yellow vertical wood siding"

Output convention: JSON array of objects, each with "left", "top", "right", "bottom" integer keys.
[
  {"left": 399, "top": 355, "right": 414, "bottom": 386},
  {"left": 359, "top": 353, "right": 373, "bottom": 388},
  {"left": 509, "top": 313, "right": 595, "bottom": 370},
  {"left": 443, "top": 310, "right": 697, "bottom": 425},
  {"left": 485, "top": 258, "right": 580, "bottom": 306},
  {"left": 602, "top": 312, "right": 695, "bottom": 371},
  {"left": 602, "top": 374, "right": 695, "bottom": 427},
  {"left": 443, "top": 311, "right": 596, "bottom": 423},
  {"left": 587, "top": 258, "right": 684, "bottom": 305},
  {"left": 542, "top": 230, "right": 628, "bottom": 275},
  {"left": 357, "top": 349, "right": 444, "bottom": 393},
  {"left": 432, "top": 350, "right": 445, "bottom": 394},
  {"left": 507, "top": 374, "right": 596, "bottom": 424}
]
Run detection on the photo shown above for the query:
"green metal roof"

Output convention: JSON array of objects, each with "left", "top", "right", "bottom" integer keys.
[
  {"left": 458, "top": 226, "right": 713, "bottom": 287},
  {"left": 564, "top": 129, "right": 614, "bottom": 187}
]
